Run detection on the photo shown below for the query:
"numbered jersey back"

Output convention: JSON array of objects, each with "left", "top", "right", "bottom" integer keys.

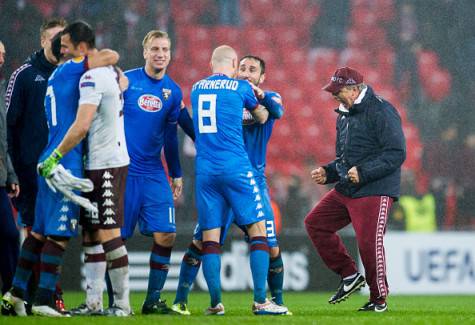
[
  {"left": 191, "top": 74, "right": 259, "bottom": 175},
  {"left": 41, "top": 57, "right": 88, "bottom": 169}
]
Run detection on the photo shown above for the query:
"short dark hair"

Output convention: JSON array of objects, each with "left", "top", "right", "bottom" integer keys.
[
  {"left": 62, "top": 20, "right": 95, "bottom": 48},
  {"left": 40, "top": 18, "right": 67, "bottom": 37},
  {"left": 51, "top": 32, "right": 63, "bottom": 62},
  {"left": 240, "top": 55, "right": 266, "bottom": 74}
]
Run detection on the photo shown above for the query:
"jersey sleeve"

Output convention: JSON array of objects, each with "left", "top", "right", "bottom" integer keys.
[
  {"left": 78, "top": 69, "right": 103, "bottom": 106},
  {"left": 241, "top": 81, "right": 259, "bottom": 111},
  {"left": 65, "top": 56, "right": 89, "bottom": 76},
  {"left": 167, "top": 86, "right": 182, "bottom": 124},
  {"left": 261, "top": 90, "right": 284, "bottom": 119}
]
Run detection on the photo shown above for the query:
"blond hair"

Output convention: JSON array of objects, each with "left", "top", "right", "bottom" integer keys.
[{"left": 142, "top": 30, "right": 171, "bottom": 48}]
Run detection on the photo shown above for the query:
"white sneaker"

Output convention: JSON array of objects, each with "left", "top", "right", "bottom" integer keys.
[
  {"left": 205, "top": 303, "right": 225, "bottom": 315},
  {"left": 1, "top": 291, "right": 27, "bottom": 316},
  {"left": 252, "top": 299, "right": 288, "bottom": 315},
  {"left": 32, "top": 304, "right": 68, "bottom": 317},
  {"left": 104, "top": 305, "right": 133, "bottom": 317}
]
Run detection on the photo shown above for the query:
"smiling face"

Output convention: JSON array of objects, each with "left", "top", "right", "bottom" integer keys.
[
  {"left": 143, "top": 36, "right": 171, "bottom": 75},
  {"left": 238, "top": 57, "right": 265, "bottom": 86}
]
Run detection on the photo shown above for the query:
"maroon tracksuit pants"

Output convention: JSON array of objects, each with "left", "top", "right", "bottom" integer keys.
[{"left": 304, "top": 189, "right": 393, "bottom": 303}]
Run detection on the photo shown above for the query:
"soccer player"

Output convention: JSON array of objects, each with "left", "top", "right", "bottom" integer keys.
[
  {"left": 120, "top": 30, "right": 184, "bottom": 314},
  {"left": 190, "top": 45, "right": 287, "bottom": 315},
  {"left": 39, "top": 20, "right": 132, "bottom": 317},
  {"left": 5, "top": 19, "right": 67, "bottom": 312},
  {"left": 2, "top": 24, "right": 119, "bottom": 317},
  {"left": 171, "top": 55, "right": 290, "bottom": 315}
]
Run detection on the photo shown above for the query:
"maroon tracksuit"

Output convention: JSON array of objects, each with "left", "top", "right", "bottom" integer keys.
[{"left": 305, "top": 189, "right": 393, "bottom": 303}]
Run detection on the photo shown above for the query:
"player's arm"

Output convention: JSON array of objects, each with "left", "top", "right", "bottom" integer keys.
[
  {"left": 164, "top": 103, "right": 183, "bottom": 199},
  {"left": 5, "top": 68, "right": 26, "bottom": 164},
  {"left": 250, "top": 104, "right": 269, "bottom": 124},
  {"left": 260, "top": 91, "right": 284, "bottom": 119},
  {"left": 243, "top": 81, "right": 268, "bottom": 124},
  {"left": 56, "top": 103, "right": 97, "bottom": 156},
  {"left": 37, "top": 102, "right": 97, "bottom": 178},
  {"left": 87, "top": 49, "right": 119, "bottom": 69},
  {"left": 177, "top": 101, "right": 195, "bottom": 140}
]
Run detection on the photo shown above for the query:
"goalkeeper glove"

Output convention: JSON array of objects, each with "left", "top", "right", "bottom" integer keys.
[{"left": 38, "top": 149, "right": 63, "bottom": 178}]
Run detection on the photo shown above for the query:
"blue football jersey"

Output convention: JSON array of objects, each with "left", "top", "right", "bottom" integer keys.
[
  {"left": 191, "top": 74, "right": 259, "bottom": 175},
  {"left": 243, "top": 90, "right": 283, "bottom": 176},
  {"left": 123, "top": 68, "right": 182, "bottom": 176},
  {"left": 41, "top": 57, "right": 88, "bottom": 170}
]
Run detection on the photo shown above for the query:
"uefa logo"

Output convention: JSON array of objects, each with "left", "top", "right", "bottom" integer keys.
[{"left": 138, "top": 94, "right": 162, "bottom": 112}]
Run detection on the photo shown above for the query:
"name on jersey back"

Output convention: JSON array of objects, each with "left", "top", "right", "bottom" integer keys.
[{"left": 193, "top": 79, "right": 239, "bottom": 91}]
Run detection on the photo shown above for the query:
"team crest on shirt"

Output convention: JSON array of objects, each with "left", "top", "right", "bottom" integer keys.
[
  {"left": 138, "top": 94, "right": 163, "bottom": 112},
  {"left": 162, "top": 88, "right": 172, "bottom": 100}
]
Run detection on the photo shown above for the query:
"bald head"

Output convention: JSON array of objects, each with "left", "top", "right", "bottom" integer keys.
[{"left": 211, "top": 45, "right": 238, "bottom": 77}]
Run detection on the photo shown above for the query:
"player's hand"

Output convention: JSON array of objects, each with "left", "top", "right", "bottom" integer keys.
[
  {"left": 7, "top": 183, "right": 20, "bottom": 198},
  {"left": 311, "top": 167, "right": 327, "bottom": 184},
  {"left": 171, "top": 177, "right": 183, "bottom": 200},
  {"left": 249, "top": 82, "right": 265, "bottom": 100},
  {"left": 347, "top": 166, "right": 360, "bottom": 184},
  {"left": 37, "top": 149, "right": 63, "bottom": 178}
]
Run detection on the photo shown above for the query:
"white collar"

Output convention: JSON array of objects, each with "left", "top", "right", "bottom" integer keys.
[{"left": 337, "top": 86, "right": 368, "bottom": 112}]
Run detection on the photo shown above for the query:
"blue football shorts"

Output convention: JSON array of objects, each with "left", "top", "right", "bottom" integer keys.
[
  {"left": 33, "top": 169, "right": 81, "bottom": 238},
  {"left": 121, "top": 174, "right": 175, "bottom": 239},
  {"left": 195, "top": 170, "right": 266, "bottom": 232},
  {"left": 193, "top": 174, "right": 278, "bottom": 247}
]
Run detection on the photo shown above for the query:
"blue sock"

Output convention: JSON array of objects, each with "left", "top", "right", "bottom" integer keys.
[
  {"left": 174, "top": 243, "right": 202, "bottom": 304},
  {"left": 268, "top": 253, "right": 284, "bottom": 305},
  {"left": 36, "top": 240, "right": 66, "bottom": 305},
  {"left": 202, "top": 241, "right": 221, "bottom": 307},
  {"left": 249, "top": 236, "right": 269, "bottom": 304},
  {"left": 12, "top": 235, "right": 44, "bottom": 298},
  {"left": 145, "top": 243, "right": 172, "bottom": 305}
]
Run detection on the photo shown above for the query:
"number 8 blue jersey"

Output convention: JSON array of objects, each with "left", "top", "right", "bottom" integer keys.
[
  {"left": 191, "top": 74, "right": 259, "bottom": 175},
  {"left": 41, "top": 57, "right": 88, "bottom": 170}
]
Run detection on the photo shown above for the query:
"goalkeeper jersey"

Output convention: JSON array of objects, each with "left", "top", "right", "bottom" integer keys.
[
  {"left": 191, "top": 74, "right": 259, "bottom": 175},
  {"left": 41, "top": 56, "right": 88, "bottom": 170}
]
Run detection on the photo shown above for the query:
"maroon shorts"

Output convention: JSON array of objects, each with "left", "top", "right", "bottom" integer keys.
[{"left": 80, "top": 166, "right": 128, "bottom": 230}]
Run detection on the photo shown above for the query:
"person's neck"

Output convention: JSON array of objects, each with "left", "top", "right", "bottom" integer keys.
[
  {"left": 212, "top": 68, "right": 234, "bottom": 78},
  {"left": 144, "top": 65, "right": 166, "bottom": 80}
]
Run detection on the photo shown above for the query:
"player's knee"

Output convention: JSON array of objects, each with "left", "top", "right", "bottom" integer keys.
[
  {"left": 191, "top": 239, "right": 203, "bottom": 250},
  {"left": 48, "top": 235, "right": 70, "bottom": 248},
  {"left": 153, "top": 232, "right": 176, "bottom": 247},
  {"left": 270, "top": 246, "right": 280, "bottom": 258},
  {"left": 31, "top": 231, "right": 46, "bottom": 242}
]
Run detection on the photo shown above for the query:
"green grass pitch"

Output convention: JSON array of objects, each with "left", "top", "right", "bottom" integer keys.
[{"left": 1, "top": 292, "right": 474, "bottom": 324}]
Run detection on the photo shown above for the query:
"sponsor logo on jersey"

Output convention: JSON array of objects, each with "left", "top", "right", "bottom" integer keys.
[
  {"left": 34, "top": 75, "right": 45, "bottom": 82},
  {"left": 103, "top": 198, "right": 114, "bottom": 207},
  {"left": 59, "top": 215, "right": 68, "bottom": 222},
  {"left": 57, "top": 224, "right": 67, "bottom": 232},
  {"left": 104, "top": 217, "right": 117, "bottom": 225},
  {"left": 103, "top": 171, "right": 113, "bottom": 179},
  {"left": 138, "top": 94, "right": 163, "bottom": 112},
  {"left": 102, "top": 180, "right": 113, "bottom": 188},
  {"left": 104, "top": 208, "right": 115, "bottom": 216},
  {"left": 102, "top": 189, "right": 114, "bottom": 197}
]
